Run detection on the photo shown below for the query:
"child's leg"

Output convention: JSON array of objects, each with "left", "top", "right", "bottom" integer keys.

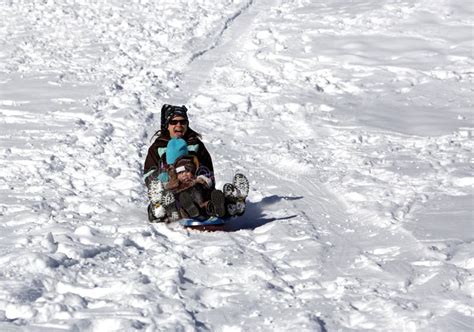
[
  {"left": 179, "top": 189, "right": 200, "bottom": 218},
  {"left": 208, "top": 189, "right": 226, "bottom": 218},
  {"left": 190, "top": 185, "right": 207, "bottom": 208}
]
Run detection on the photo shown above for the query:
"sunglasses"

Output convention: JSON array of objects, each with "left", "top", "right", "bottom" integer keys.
[{"left": 169, "top": 119, "right": 188, "bottom": 126}]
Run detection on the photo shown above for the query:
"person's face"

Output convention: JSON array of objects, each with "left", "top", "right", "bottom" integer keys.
[
  {"left": 177, "top": 170, "right": 193, "bottom": 183},
  {"left": 168, "top": 116, "right": 188, "bottom": 138}
]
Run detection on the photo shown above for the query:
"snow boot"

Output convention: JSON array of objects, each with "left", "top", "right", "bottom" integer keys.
[
  {"left": 234, "top": 200, "right": 246, "bottom": 216},
  {"left": 159, "top": 190, "right": 175, "bottom": 207},
  {"left": 226, "top": 201, "right": 245, "bottom": 217},
  {"left": 226, "top": 203, "right": 238, "bottom": 217},
  {"left": 223, "top": 174, "right": 248, "bottom": 217},
  {"left": 160, "top": 190, "right": 181, "bottom": 222},
  {"left": 206, "top": 190, "right": 226, "bottom": 218},
  {"left": 179, "top": 191, "right": 200, "bottom": 218},
  {"left": 147, "top": 180, "right": 167, "bottom": 222},
  {"left": 148, "top": 203, "right": 168, "bottom": 223},
  {"left": 148, "top": 179, "right": 164, "bottom": 204},
  {"left": 223, "top": 174, "right": 249, "bottom": 202},
  {"left": 147, "top": 203, "right": 157, "bottom": 222},
  {"left": 233, "top": 173, "right": 249, "bottom": 199},
  {"left": 223, "top": 183, "right": 240, "bottom": 203}
]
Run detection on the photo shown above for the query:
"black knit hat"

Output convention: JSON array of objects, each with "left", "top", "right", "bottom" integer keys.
[{"left": 161, "top": 104, "right": 188, "bottom": 131}]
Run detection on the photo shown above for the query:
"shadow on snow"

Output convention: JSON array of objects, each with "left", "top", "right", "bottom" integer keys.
[{"left": 224, "top": 195, "right": 302, "bottom": 232}]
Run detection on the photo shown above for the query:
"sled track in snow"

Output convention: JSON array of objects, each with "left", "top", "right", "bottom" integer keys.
[
  {"left": 166, "top": 0, "right": 276, "bottom": 104},
  {"left": 189, "top": 0, "right": 255, "bottom": 62}
]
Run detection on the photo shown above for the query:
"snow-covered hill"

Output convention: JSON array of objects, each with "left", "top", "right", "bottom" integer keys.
[{"left": 0, "top": 0, "right": 472, "bottom": 331}]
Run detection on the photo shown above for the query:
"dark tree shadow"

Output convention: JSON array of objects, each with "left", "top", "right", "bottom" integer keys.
[{"left": 224, "top": 195, "right": 303, "bottom": 232}]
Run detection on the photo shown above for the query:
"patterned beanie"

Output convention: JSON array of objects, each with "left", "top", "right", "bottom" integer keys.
[{"left": 160, "top": 104, "right": 188, "bottom": 131}]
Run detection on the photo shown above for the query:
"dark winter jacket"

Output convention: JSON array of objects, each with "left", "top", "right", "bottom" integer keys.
[{"left": 143, "top": 132, "right": 214, "bottom": 187}]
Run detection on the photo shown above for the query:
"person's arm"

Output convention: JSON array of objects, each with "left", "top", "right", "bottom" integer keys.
[
  {"left": 196, "top": 141, "right": 215, "bottom": 185},
  {"left": 143, "top": 143, "right": 161, "bottom": 186}
]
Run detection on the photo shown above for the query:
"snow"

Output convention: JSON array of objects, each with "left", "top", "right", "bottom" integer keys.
[{"left": 0, "top": 0, "right": 473, "bottom": 330}]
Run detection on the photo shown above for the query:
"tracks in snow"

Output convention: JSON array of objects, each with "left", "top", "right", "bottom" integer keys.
[
  {"left": 165, "top": 0, "right": 273, "bottom": 104},
  {"left": 0, "top": 0, "right": 472, "bottom": 330}
]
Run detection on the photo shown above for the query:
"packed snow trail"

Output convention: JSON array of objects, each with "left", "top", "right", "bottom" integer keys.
[{"left": 0, "top": 0, "right": 473, "bottom": 331}]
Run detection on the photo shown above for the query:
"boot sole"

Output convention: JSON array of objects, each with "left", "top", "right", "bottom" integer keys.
[
  {"left": 210, "top": 190, "right": 226, "bottom": 218},
  {"left": 179, "top": 191, "right": 200, "bottom": 218}
]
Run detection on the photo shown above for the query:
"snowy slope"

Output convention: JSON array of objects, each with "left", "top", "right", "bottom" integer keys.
[{"left": 0, "top": 0, "right": 473, "bottom": 331}]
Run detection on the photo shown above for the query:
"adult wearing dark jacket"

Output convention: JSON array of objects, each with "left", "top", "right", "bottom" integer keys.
[
  {"left": 144, "top": 104, "right": 215, "bottom": 222},
  {"left": 144, "top": 105, "right": 214, "bottom": 187}
]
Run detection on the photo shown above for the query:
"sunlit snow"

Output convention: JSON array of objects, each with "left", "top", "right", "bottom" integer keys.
[{"left": 0, "top": 0, "right": 472, "bottom": 331}]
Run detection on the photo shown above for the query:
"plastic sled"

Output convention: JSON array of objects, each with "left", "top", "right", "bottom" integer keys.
[{"left": 180, "top": 216, "right": 226, "bottom": 231}]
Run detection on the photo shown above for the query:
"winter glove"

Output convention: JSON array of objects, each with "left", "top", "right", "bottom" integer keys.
[{"left": 195, "top": 175, "right": 212, "bottom": 189}]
